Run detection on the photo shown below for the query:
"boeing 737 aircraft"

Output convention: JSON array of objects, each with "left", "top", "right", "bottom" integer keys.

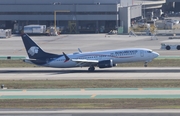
[{"left": 21, "top": 33, "right": 159, "bottom": 71}]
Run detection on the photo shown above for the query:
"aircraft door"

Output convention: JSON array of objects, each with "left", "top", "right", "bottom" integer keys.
[
  {"left": 140, "top": 50, "right": 144, "bottom": 57},
  {"left": 46, "top": 58, "right": 50, "bottom": 66}
]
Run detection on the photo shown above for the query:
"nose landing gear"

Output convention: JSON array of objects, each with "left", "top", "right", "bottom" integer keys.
[{"left": 144, "top": 62, "right": 148, "bottom": 67}]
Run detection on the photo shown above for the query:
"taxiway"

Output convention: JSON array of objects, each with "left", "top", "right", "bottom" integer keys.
[
  {"left": 1, "top": 88, "right": 180, "bottom": 99},
  {"left": 0, "top": 34, "right": 180, "bottom": 56},
  {"left": 0, "top": 109, "right": 180, "bottom": 116}
]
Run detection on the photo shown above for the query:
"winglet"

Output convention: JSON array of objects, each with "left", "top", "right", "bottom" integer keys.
[
  {"left": 63, "top": 52, "right": 70, "bottom": 62},
  {"left": 78, "top": 48, "right": 82, "bottom": 53}
]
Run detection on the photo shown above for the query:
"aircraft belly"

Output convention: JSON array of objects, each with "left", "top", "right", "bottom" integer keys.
[{"left": 48, "top": 61, "right": 77, "bottom": 68}]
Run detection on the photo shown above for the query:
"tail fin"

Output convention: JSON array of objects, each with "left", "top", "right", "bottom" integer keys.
[{"left": 21, "top": 33, "right": 48, "bottom": 59}]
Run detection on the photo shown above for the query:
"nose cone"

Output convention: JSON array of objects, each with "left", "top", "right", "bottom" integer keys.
[{"left": 152, "top": 51, "right": 159, "bottom": 58}]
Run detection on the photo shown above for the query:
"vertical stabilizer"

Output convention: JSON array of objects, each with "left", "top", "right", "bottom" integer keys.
[{"left": 21, "top": 33, "right": 48, "bottom": 59}]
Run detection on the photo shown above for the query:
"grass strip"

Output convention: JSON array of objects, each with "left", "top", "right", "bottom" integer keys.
[
  {"left": 1, "top": 99, "right": 180, "bottom": 109},
  {"left": 1, "top": 80, "right": 180, "bottom": 89}
]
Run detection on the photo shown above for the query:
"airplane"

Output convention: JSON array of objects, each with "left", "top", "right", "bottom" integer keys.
[{"left": 21, "top": 33, "right": 159, "bottom": 71}]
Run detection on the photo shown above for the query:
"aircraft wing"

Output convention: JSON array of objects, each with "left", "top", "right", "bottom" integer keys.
[
  {"left": 71, "top": 59, "right": 99, "bottom": 67},
  {"left": 62, "top": 52, "right": 98, "bottom": 67}
]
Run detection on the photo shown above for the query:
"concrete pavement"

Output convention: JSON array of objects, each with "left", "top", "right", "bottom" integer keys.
[
  {"left": 0, "top": 67, "right": 180, "bottom": 80},
  {"left": 1, "top": 88, "right": 180, "bottom": 99}
]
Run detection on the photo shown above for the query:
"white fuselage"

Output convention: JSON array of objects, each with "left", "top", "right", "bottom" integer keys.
[{"left": 41, "top": 48, "right": 159, "bottom": 68}]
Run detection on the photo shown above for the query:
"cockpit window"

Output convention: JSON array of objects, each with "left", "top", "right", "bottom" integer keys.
[{"left": 147, "top": 51, "right": 152, "bottom": 53}]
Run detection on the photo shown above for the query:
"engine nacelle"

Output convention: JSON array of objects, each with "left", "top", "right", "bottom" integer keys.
[{"left": 98, "top": 59, "right": 114, "bottom": 68}]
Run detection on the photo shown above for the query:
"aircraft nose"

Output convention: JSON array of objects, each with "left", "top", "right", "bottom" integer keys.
[{"left": 152, "top": 51, "right": 159, "bottom": 58}]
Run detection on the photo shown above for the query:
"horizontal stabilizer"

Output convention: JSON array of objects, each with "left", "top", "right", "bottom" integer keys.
[{"left": 23, "top": 58, "right": 47, "bottom": 65}]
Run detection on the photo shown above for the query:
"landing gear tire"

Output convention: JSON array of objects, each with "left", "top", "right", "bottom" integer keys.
[
  {"left": 88, "top": 66, "right": 95, "bottom": 72},
  {"left": 144, "top": 62, "right": 147, "bottom": 67}
]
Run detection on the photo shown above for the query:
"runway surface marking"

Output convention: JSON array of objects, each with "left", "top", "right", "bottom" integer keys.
[
  {"left": 1, "top": 88, "right": 180, "bottom": 99},
  {"left": 91, "top": 94, "right": 96, "bottom": 98}
]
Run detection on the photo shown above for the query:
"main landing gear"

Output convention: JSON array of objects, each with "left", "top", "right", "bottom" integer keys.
[{"left": 88, "top": 66, "right": 95, "bottom": 72}]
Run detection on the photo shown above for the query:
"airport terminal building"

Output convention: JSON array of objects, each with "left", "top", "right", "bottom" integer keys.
[{"left": 0, "top": 0, "right": 164, "bottom": 34}]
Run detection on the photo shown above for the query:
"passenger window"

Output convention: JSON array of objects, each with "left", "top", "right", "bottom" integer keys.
[{"left": 147, "top": 51, "right": 152, "bottom": 53}]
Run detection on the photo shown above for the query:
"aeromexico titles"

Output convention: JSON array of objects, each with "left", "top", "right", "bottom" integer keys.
[{"left": 21, "top": 33, "right": 159, "bottom": 71}]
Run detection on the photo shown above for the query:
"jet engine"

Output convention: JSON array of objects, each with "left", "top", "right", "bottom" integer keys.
[{"left": 98, "top": 59, "right": 115, "bottom": 68}]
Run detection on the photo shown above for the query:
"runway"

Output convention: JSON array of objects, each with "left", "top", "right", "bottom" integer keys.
[
  {"left": 0, "top": 67, "right": 180, "bottom": 80},
  {"left": 1, "top": 88, "right": 180, "bottom": 99},
  {"left": 0, "top": 109, "right": 180, "bottom": 116}
]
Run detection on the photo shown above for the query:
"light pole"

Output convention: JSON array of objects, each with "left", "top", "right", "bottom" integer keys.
[
  {"left": 54, "top": 10, "right": 70, "bottom": 30},
  {"left": 141, "top": 2, "right": 145, "bottom": 19},
  {"left": 144, "top": 4, "right": 145, "bottom": 18}
]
